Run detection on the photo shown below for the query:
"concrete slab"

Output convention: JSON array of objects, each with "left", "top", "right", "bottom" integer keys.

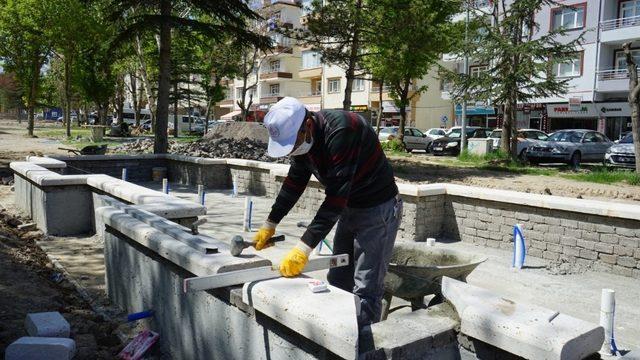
[
  {"left": 442, "top": 277, "right": 604, "bottom": 360},
  {"left": 242, "top": 277, "right": 359, "bottom": 360},
  {"left": 5, "top": 337, "right": 76, "bottom": 360},
  {"left": 25, "top": 312, "right": 70, "bottom": 338},
  {"left": 26, "top": 156, "right": 67, "bottom": 169},
  {"left": 365, "top": 303, "right": 460, "bottom": 359}
]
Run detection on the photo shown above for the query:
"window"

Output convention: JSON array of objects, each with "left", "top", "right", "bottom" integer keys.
[
  {"left": 301, "top": 51, "right": 321, "bottom": 69},
  {"left": 620, "top": 0, "right": 640, "bottom": 19},
  {"left": 236, "top": 87, "right": 244, "bottom": 99},
  {"left": 615, "top": 49, "right": 640, "bottom": 70},
  {"left": 268, "top": 60, "right": 280, "bottom": 73},
  {"left": 411, "top": 129, "right": 424, "bottom": 137},
  {"left": 594, "top": 133, "right": 608, "bottom": 142},
  {"left": 353, "top": 78, "right": 365, "bottom": 92},
  {"left": 328, "top": 78, "right": 341, "bottom": 93},
  {"left": 551, "top": 4, "right": 585, "bottom": 30},
  {"left": 554, "top": 53, "right": 582, "bottom": 78},
  {"left": 311, "top": 79, "right": 321, "bottom": 96},
  {"left": 469, "top": 65, "right": 488, "bottom": 77},
  {"left": 269, "top": 84, "right": 280, "bottom": 96}
]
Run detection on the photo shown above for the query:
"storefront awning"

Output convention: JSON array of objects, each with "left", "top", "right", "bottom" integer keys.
[
  {"left": 382, "top": 101, "right": 410, "bottom": 113},
  {"left": 220, "top": 110, "right": 241, "bottom": 120},
  {"left": 455, "top": 104, "right": 496, "bottom": 116}
]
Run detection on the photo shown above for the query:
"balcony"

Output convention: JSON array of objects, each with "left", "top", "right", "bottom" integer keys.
[
  {"left": 596, "top": 68, "right": 639, "bottom": 93},
  {"left": 219, "top": 99, "right": 235, "bottom": 107},
  {"left": 260, "top": 66, "right": 293, "bottom": 80},
  {"left": 260, "top": 92, "right": 284, "bottom": 103},
  {"left": 600, "top": 15, "right": 640, "bottom": 44},
  {"left": 299, "top": 66, "right": 322, "bottom": 78}
]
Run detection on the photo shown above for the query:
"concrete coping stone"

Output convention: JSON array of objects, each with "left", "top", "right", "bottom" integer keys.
[
  {"left": 97, "top": 206, "right": 271, "bottom": 276},
  {"left": 52, "top": 153, "right": 166, "bottom": 161},
  {"left": 242, "top": 277, "right": 358, "bottom": 360},
  {"left": 25, "top": 312, "right": 70, "bottom": 338},
  {"left": 9, "top": 162, "right": 53, "bottom": 177},
  {"left": 25, "top": 156, "right": 67, "bottom": 169},
  {"left": 5, "top": 337, "right": 76, "bottom": 360},
  {"left": 441, "top": 276, "right": 604, "bottom": 360},
  {"left": 166, "top": 154, "right": 227, "bottom": 165},
  {"left": 87, "top": 175, "right": 206, "bottom": 216}
]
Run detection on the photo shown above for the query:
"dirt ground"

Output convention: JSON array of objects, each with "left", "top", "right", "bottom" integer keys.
[
  {"left": 0, "top": 186, "right": 122, "bottom": 358},
  {"left": 390, "top": 156, "right": 640, "bottom": 203}
]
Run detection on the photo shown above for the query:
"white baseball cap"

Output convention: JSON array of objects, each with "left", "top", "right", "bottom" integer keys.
[{"left": 263, "top": 97, "right": 307, "bottom": 157}]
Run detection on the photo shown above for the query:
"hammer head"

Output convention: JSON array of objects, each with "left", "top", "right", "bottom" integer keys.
[{"left": 230, "top": 235, "right": 251, "bottom": 257}]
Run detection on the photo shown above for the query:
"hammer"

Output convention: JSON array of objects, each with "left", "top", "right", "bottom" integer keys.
[{"left": 230, "top": 234, "right": 285, "bottom": 257}]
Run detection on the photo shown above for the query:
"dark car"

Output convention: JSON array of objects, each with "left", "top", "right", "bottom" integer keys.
[
  {"left": 431, "top": 127, "right": 491, "bottom": 155},
  {"left": 526, "top": 129, "right": 612, "bottom": 169}
]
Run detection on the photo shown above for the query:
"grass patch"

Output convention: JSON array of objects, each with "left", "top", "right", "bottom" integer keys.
[
  {"left": 562, "top": 167, "right": 640, "bottom": 186},
  {"left": 455, "top": 150, "right": 558, "bottom": 176},
  {"left": 171, "top": 135, "right": 202, "bottom": 143},
  {"left": 36, "top": 126, "right": 92, "bottom": 139}
]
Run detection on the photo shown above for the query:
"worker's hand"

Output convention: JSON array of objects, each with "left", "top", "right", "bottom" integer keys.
[
  {"left": 280, "top": 242, "right": 312, "bottom": 277},
  {"left": 253, "top": 220, "right": 277, "bottom": 250}
]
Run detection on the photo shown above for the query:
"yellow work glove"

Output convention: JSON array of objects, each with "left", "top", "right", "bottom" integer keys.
[
  {"left": 280, "top": 242, "right": 312, "bottom": 277},
  {"left": 253, "top": 220, "right": 277, "bottom": 250}
]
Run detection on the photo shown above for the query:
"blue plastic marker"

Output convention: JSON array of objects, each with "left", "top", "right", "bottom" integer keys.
[
  {"left": 512, "top": 224, "right": 526, "bottom": 269},
  {"left": 121, "top": 168, "right": 128, "bottom": 181},
  {"left": 127, "top": 310, "right": 154, "bottom": 322}
]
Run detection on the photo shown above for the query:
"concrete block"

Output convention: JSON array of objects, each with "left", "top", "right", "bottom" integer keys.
[
  {"left": 5, "top": 337, "right": 76, "bottom": 360},
  {"left": 442, "top": 277, "right": 604, "bottom": 360},
  {"left": 363, "top": 303, "right": 459, "bottom": 359},
  {"left": 243, "top": 277, "right": 358, "bottom": 360},
  {"left": 25, "top": 312, "right": 70, "bottom": 338},
  {"left": 599, "top": 254, "right": 618, "bottom": 265},
  {"left": 595, "top": 243, "right": 614, "bottom": 254}
]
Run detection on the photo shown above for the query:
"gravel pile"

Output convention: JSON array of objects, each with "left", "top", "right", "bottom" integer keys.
[{"left": 204, "top": 121, "right": 269, "bottom": 143}]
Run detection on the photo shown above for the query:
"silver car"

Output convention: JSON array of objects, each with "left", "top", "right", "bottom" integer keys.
[
  {"left": 377, "top": 126, "right": 430, "bottom": 152},
  {"left": 526, "top": 129, "right": 612, "bottom": 168},
  {"left": 489, "top": 129, "right": 549, "bottom": 159},
  {"left": 605, "top": 133, "right": 636, "bottom": 168}
]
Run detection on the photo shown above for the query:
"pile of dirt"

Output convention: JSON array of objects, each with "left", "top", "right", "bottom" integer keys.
[
  {"left": 0, "top": 209, "right": 121, "bottom": 358},
  {"left": 204, "top": 121, "right": 269, "bottom": 143},
  {"left": 172, "top": 138, "right": 287, "bottom": 163}
]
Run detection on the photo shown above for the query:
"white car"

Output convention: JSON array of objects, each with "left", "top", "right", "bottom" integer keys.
[{"left": 489, "top": 129, "right": 549, "bottom": 159}]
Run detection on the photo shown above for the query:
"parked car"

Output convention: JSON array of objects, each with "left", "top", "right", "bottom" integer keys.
[
  {"left": 377, "top": 126, "right": 430, "bottom": 152},
  {"left": 55, "top": 113, "right": 78, "bottom": 122},
  {"left": 489, "top": 129, "right": 549, "bottom": 159},
  {"left": 431, "top": 127, "right": 491, "bottom": 156},
  {"left": 605, "top": 132, "right": 635, "bottom": 168},
  {"left": 526, "top": 129, "right": 612, "bottom": 169}
]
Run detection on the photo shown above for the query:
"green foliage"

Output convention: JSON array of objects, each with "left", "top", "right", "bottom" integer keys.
[
  {"left": 562, "top": 167, "right": 640, "bottom": 186},
  {"left": 380, "top": 138, "right": 405, "bottom": 152}
]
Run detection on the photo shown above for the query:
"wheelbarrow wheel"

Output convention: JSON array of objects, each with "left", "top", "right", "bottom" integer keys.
[{"left": 426, "top": 293, "right": 444, "bottom": 307}]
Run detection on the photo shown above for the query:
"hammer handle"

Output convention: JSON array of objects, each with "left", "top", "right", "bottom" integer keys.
[{"left": 269, "top": 235, "right": 285, "bottom": 243}]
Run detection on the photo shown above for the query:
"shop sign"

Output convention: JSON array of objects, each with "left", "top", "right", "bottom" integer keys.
[
  {"left": 546, "top": 103, "right": 598, "bottom": 118},
  {"left": 350, "top": 105, "right": 368, "bottom": 112},
  {"left": 598, "top": 118, "right": 606, "bottom": 133},
  {"left": 569, "top": 97, "right": 582, "bottom": 110},
  {"left": 596, "top": 102, "right": 631, "bottom": 117}
]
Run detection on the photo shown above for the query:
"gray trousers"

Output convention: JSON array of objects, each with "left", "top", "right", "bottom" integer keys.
[{"left": 327, "top": 195, "right": 402, "bottom": 327}]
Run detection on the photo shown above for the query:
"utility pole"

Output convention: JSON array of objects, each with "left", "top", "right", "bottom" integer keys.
[{"left": 461, "top": 1, "right": 470, "bottom": 152}]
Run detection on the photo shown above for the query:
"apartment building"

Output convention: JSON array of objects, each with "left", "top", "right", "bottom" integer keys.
[
  {"left": 442, "top": 0, "right": 640, "bottom": 140},
  {"left": 218, "top": 0, "right": 454, "bottom": 131}
]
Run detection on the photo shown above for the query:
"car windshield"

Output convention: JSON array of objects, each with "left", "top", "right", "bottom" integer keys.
[
  {"left": 547, "top": 131, "right": 583, "bottom": 143},
  {"left": 448, "top": 128, "right": 478, "bottom": 138},
  {"left": 489, "top": 130, "right": 501, "bottom": 139},
  {"left": 620, "top": 133, "right": 633, "bottom": 144},
  {"left": 380, "top": 128, "right": 397, "bottom": 134}
]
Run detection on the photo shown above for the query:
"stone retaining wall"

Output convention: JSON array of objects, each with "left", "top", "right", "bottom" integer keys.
[
  {"left": 168, "top": 160, "right": 230, "bottom": 189},
  {"left": 443, "top": 195, "right": 640, "bottom": 279},
  {"left": 61, "top": 157, "right": 167, "bottom": 182}
]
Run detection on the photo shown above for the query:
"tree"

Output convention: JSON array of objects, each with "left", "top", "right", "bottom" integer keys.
[
  {"left": 623, "top": 42, "right": 640, "bottom": 173},
  {"left": 365, "top": 0, "right": 461, "bottom": 143},
  {"left": 0, "top": 72, "right": 23, "bottom": 118},
  {"left": 0, "top": 0, "right": 53, "bottom": 136},
  {"left": 442, "top": 0, "right": 584, "bottom": 158},
  {"left": 296, "top": 0, "right": 372, "bottom": 111},
  {"left": 109, "top": 0, "right": 270, "bottom": 153}
]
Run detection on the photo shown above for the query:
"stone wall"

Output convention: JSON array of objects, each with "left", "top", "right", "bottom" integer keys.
[
  {"left": 168, "top": 161, "right": 230, "bottom": 189},
  {"left": 443, "top": 195, "right": 640, "bottom": 279},
  {"left": 59, "top": 157, "right": 167, "bottom": 182}
]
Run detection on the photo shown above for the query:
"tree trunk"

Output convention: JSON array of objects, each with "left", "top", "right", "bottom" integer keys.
[
  {"left": 27, "top": 104, "right": 34, "bottom": 137},
  {"left": 623, "top": 42, "right": 640, "bottom": 173},
  {"left": 130, "top": 73, "right": 140, "bottom": 127},
  {"left": 342, "top": 0, "right": 362, "bottom": 111},
  {"left": 187, "top": 78, "right": 192, "bottom": 132},
  {"left": 135, "top": 35, "right": 156, "bottom": 130},
  {"left": 116, "top": 74, "right": 125, "bottom": 126},
  {"left": 64, "top": 57, "right": 72, "bottom": 138},
  {"left": 27, "top": 57, "right": 39, "bottom": 137},
  {"left": 376, "top": 79, "right": 383, "bottom": 135},
  {"left": 501, "top": 102, "right": 512, "bottom": 155},
  {"left": 154, "top": 0, "right": 172, "bottom": 153},
  {"left": 205, "top": 96, "right": 213, "bottom": 134},
  {"left": 173, "top": 81, "right": 179, "bottom": 138}
]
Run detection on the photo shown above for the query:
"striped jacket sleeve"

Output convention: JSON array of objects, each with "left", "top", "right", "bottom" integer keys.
[
  {"left": 300, "top": 122, "right": 361, "bottom": 248},
  {"left": 268, "top": 156, "right": 312, "bottom": 224}
]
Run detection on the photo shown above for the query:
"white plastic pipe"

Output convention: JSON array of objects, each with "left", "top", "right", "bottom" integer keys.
[
  {"left": 197, "top": 185, "right": 204, "bottom": 205},
  {"left": 162, "top": 178, "right": 169, "bottom": 194},
  {"left": 512, "top": 224, "right": 526, "bottom": 269},
  {"left": 121, "top": 168, "right": 128, "bottom": 181},
  {"left": 243, "top": 196, "right": 252, "bottom": 232},
  {"left": 232, "top": 176, "right": 238, "bottom": 197},
  {"left": 599, "top": 289, "right": 616, "bottom": 355},
  {"left": 427, "top": 238, "right": 436, "bottom": 247}
]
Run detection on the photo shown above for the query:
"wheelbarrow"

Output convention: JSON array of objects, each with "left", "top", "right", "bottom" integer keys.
[
  {"left": 381, "top": 242, "right": 486, "bottom": 320},
  {"left": 58, "top": 144, "right": 108, "bottom": 156}
]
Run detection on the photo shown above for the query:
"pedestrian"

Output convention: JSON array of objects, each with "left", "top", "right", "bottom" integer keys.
[{"left": 253, "top": 97, "right": 402, "bottom": 331}]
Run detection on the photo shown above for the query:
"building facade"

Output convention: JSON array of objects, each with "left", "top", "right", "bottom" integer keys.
[{"left": 442, "top": 0, "right": 640, "bottom": 140}]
